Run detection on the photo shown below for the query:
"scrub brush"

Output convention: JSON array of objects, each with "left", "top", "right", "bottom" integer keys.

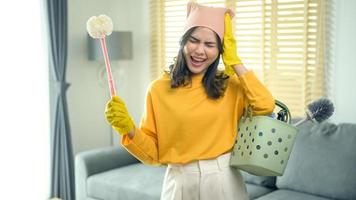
[
  {"left": 86, "top": 14, "right": 116, "bottom": 97},
  {"left": 294, "top": 98, "right": 334, "bottom": 126}
]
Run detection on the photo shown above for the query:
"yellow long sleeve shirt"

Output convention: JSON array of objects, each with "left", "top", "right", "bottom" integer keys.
[{"left": 121, "top": 70, "right": 275, "bottom": 165}]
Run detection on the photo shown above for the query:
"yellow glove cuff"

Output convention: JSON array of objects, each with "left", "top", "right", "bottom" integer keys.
[
  {"left": 224, "top": 65, "right": 236, "bottom": 76},
  {"left": 112, "top": 117, "right": 135, "bottom": 135}
]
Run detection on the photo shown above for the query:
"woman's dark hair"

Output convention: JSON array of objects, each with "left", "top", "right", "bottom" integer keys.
[{"left": 168, "top": 27, "right": 229, "bottom": 99}]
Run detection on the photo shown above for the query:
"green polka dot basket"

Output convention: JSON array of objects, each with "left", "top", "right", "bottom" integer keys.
[{"left": 230, "top": 100, "right": 299, "bottom": 176}]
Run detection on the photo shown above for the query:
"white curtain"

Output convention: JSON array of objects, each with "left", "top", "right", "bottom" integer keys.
[{"left": 0, "top": 0, "right": 50, "bottom": 199}]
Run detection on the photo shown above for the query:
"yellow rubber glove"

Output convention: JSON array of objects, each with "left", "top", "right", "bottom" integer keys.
[
  {"left": 222, "top": 13, "right": 243, "bottom": 76},
  {"left": 105, "top": 95, "right": 135, "bottom": 135}
]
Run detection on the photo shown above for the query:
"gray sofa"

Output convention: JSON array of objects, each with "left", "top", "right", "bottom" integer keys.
[{"left": 75, "top": 121, "right": 356, "bottom": 200}]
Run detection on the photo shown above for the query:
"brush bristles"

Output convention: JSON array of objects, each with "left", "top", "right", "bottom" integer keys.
[{"left": 307, "top": 98, "right": 334, "bottom": 122}]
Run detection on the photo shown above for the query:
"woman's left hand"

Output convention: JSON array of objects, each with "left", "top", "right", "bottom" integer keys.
[{"left": 222, "top": 13, "right": 243, "bottom": 76}]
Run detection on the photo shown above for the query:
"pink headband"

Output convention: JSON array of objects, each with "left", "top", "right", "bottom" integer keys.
[{"left": 183, "top": 2, "right": 235, "bottom": 42}]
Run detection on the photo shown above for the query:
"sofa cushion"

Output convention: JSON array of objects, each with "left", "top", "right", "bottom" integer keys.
[
  {"left": 87, "top": 163, "right": 166, "bottom": 200},
  {"left": 245, "top": 183, "right": 276, "bottom": 199},
  {"left": 240, "top": 171, "right": 276, "bottom": 188},
  {"left": 276, "top": 121, "right": 356, "bottom": 200},
  {"left": 255, "top": 189, "right": 333, "bottom": 200}
]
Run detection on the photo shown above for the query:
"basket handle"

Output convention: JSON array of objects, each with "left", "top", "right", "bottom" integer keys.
[
  {"left": 275, "top": 100, "right": 292, "bottom": 124},
  {"left": 243, "top": 99, "right": 292, "bottom": 124}
]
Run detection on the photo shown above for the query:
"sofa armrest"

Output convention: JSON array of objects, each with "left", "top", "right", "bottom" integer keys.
[{"left": 75, "top": 146, "right": 139, "bottom": 200}]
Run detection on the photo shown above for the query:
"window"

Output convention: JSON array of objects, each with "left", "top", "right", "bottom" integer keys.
[{"left": 150, "top": 0, "right": 327, "bottom": 117}]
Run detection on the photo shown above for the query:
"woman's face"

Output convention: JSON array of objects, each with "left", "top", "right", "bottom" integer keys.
[{"left": 183, "top": 27, "right": 219, "bottom": 75}]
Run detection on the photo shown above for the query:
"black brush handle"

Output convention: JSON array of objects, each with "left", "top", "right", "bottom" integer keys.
[{"left": 275, "top": 100, "right": 291, "bottom": 124}]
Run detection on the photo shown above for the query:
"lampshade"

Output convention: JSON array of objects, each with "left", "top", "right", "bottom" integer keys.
[{"left": 88, "top": 31, "right": 133, "bottom": 61}]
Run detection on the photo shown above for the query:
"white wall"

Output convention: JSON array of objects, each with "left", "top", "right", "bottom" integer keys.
[
  {"left": 68, "top": 0, "right": 150, "bottom": 155},
  {"left": 329, "top": 0, "right": 356, "bottom": 124}
]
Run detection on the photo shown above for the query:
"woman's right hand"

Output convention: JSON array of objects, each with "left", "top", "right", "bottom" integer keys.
[{"left": 105, "top": 95, "right": 135, "bottom": 135}]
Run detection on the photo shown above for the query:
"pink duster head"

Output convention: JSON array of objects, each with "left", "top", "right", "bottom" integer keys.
[{"left": 183, "top": 2, "right": 235, "bottom": 42}]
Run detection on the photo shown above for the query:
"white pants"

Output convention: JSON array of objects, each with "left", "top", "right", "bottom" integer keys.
[{"left": 160, "top": 152, "right": 249, "bottom": 200}]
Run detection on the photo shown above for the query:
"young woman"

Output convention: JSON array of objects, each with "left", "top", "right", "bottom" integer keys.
[{"left": 105, "top": 2, "right": 275, "bottom": 200}]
